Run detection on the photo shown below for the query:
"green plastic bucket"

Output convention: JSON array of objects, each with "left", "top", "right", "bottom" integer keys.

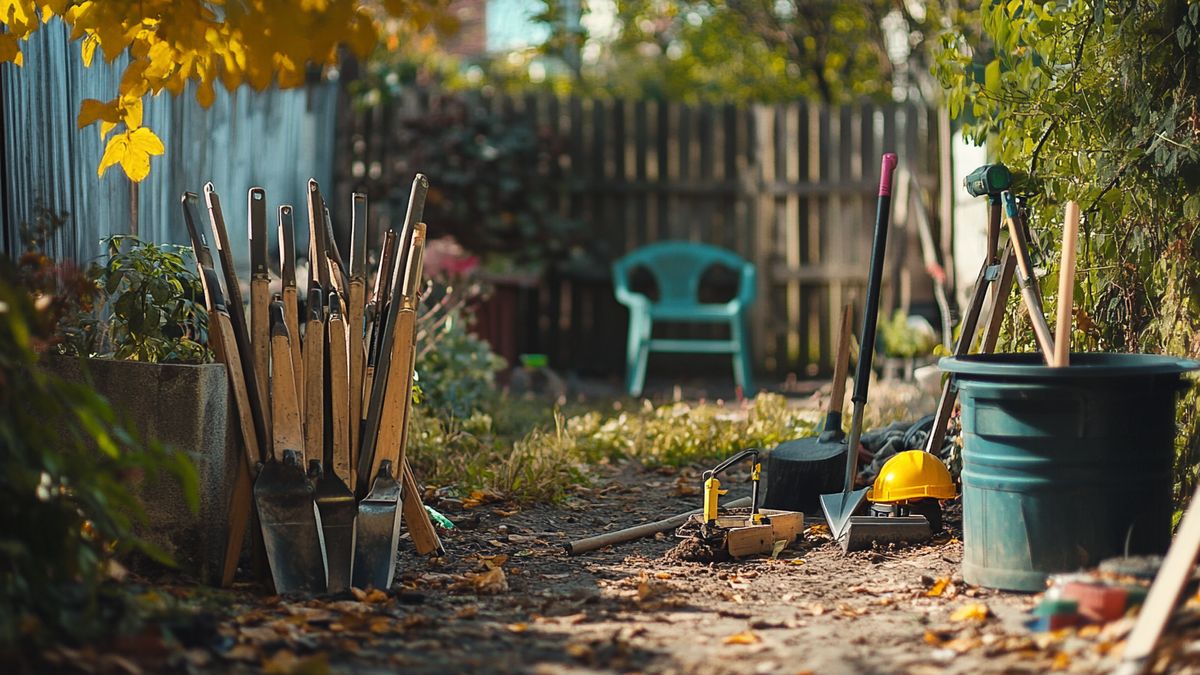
[{"left": 940, "top": 353, "right": 1199, "bottom": 592}]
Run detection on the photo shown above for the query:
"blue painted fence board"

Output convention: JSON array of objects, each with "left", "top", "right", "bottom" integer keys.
[{"left": 1, "top": 21, "right": 337, "bottom": 271}]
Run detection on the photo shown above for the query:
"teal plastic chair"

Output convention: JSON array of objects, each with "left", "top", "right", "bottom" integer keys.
[{"left": 612, "top": 241, "right": 757, "bottom": 397}]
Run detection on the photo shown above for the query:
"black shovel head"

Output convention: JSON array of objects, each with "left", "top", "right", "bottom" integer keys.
[
  {"left": 311, "top": 460, "right": 356, "bottom": 593},
  {"left": 840, "top": 515, "right": 932, "bottom": 553},
  {"left": 351, "top": 460, "right": 402, "bottom": 590},
  {"left": 763, "top": 417, "right": 846, "bottom": 512},
  {"left": 819, "top": 486, "right": 870, "bottom": 543},
  {"left": 255, "top": 449, "right": 328, "bottom": 593}
]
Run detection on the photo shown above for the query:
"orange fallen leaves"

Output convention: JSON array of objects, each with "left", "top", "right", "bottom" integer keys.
[
  {"left": 950, "top": 602, "right": 991, "bottom": 622},
  {"left": 723, "top": 631, "right": 761, "bottom": 645},
  {"left": 926, "top": 577, "right": 950, "bottom": 598}
]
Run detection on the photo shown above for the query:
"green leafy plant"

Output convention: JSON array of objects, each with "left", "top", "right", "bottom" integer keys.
[
  {"left": 415, "top": 298, "right": 506, "bottom": 420},
  {"left": 92, "top": 235, "right": 210, "bottom": 364},
  {"left": 0, "top": 267, "right": 199, "bottom": 650},
  {"left": 935, "top": 0, "right": 1200, "bottom": 506},
  {"left": 877, "top": 310, "right": 938, "bottom": 359}
]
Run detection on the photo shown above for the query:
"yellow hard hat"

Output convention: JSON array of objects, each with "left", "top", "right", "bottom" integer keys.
[{"left": 866, "top": 450, "right": 956, "bottom": 503}]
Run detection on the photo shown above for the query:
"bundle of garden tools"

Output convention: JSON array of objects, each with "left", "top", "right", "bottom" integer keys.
[{"left": 181, "top": 174, "right": 444, "bottom": 593}]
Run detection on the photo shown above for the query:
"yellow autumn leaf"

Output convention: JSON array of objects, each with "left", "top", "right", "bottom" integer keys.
[
  {"left": 77, "top": 98, "right": 121, "bottom": 128},
  {"left": 196, "top": 79, "right": 215, "bottom": 108},
  {"left": 0, "top": 33, "right": 22, "bottom": 66},
  {"left": 723, "top": 631, "right": 760, "bottom": 645},
  {"left": 949, "top": 602, "right": 991, "bottom": 622},
  {"left": 80, "top": 35, "right": 97, "bottom": 66},
  {"left": 121, "top": 95, "right": 143, "bottom": 129},
  {"left": 98, "top": 127, "right": 164, "bottom": 182},
  {"left": 925, "top": 577, "right": 950, "bottom": 597},
  {"left": 99, "top": 120, "right": 117, "bottom": 140}
]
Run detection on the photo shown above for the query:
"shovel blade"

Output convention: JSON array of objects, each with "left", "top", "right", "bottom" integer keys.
[
  {"left": 314, "top": 472, "right": 357, "bottom": 593},
  {"left": 840, "top": 515, "right": 932, "bottom": 553},
  {"left": 255, "top": 451, "right": 328, "bottom": 593},
  {"left": 819, "top": 487, "right": 869, "bottom": 542},
  {"left": 351, "top": 461, "right": 402, "bottom": 590}
]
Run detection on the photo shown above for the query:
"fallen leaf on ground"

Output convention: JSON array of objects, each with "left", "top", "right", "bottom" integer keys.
[
  {"left": 350, "top": 587, "right": 389, "bottom": 604},
  {"left": 770, "top": 539, "right": 788, "bottom": 559},
  {"left": 723, "top": 631, "right": 761, "bottom": 645},
  {"left": 950, "top": 602, "right": 991, "bottom": 622},
  {"left": 469, "top": 566, "right": 509, "bottom": 593},
  {"left": 479, "top": 554, "right": 509, "bottom": 569},
  {"left": 1051, "top": 651, "right": 1071, "bottom": 670},
  {"left": 926, "top": 577, "right": 950, "bottom": 597},
  {"left": 507, "top": 623, "right": 528, "bottom": 633}
]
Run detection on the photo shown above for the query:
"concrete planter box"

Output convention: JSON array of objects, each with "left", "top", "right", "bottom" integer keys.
[{"left": 44, "top": 356, "right": 238, "bottom": 584}]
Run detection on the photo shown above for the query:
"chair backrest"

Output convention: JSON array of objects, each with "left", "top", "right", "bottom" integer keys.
[{"left": 614, "top": 241, "right": 751, "bottom": 305}]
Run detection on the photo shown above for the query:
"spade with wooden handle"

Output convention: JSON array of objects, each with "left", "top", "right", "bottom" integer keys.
[
  {"left": 259, "top": 303, "right": 327, "bottom": 592},
  {"left": 311, "top": 292, "right": 356, "bottom": 592},
  {"left": 353, "top": 222, "right": 427, "bottom": 589},
  {"left": 181, "top": 192, "right": 260, "bottom": 588},
  {"left": 278, "top": 205, "right": 304, "bottom": 419}
]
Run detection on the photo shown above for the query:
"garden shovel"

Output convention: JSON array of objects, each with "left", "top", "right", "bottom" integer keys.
[
  {"left": 313, "top": 291, "right": 356, "bottom": 593},
  {"left": 353, "top": 221, "right": 428, "bottom": 590},
  {"left": 259, "top": 302, "right": 328, "bottom": 593},
  {"left": 764, "top": 303, "right": 854, "bottom": 512},
  {"left": 819, "top": 152, "right": 898, "bottom": 543}
]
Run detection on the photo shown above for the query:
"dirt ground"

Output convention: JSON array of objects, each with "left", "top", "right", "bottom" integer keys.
[
  {"left": 32, "top": 381, "right": 1149, "bottom": 674},
  {"left": 125, "top": 459, "right": 1131, "bottom": 675}
]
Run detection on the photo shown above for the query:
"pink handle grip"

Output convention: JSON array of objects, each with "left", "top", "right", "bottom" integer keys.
[{"left": 878, "top": 153, "right": 899, "bottom": 196}]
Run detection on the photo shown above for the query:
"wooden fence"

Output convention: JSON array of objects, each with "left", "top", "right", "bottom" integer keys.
[{"left": 335, "top": 90, "right": 949, "bottom": 379}]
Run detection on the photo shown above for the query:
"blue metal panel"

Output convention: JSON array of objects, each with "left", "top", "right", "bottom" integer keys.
[{"left": 1, "top": 21, "right": 337, "bottom": 271}]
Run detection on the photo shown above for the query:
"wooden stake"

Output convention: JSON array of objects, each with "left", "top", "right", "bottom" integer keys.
[{"left": 1054, "top": 201, "right": 1079, "bottom": 368}]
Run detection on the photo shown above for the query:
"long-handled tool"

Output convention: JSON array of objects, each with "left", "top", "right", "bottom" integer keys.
[
  {"left": 312, "top": 291, "right": 356, "bottom": 592},
  {"left": 202, "top": 184, "right": 268, "bottom": 471},
  {"left": 353, "top": 220, "right": 428, "bottom": 589},
  {"left": 819, "top": 152, "right": 898, "bottom": 544},
  {"left": 347, "top": 194, "right": 368, "bottom": 487},
  {"left": 181, "top": 192, "right": 261, "bottom": 588},
  {"left": 259, "top": 303, "right": 327, "bottom": 592},
  {"left": 278, "top": 205, "right": 304, "bottom": 419},
  {"left": 764, "top": 303, "right": 854, "bottom": 512},
  {"left": 249, "top": 187, "right": 272, "bottom": 447}
]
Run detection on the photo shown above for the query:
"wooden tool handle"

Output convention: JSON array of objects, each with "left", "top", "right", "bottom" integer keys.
[
  {"left": 829, "top": 303, "right": 853, "bottom": 416},
  {"left": 251, "top": 279, "right": 272, "bottom": 453},
  {"left": 282, "top": 286, "right": 303, "bottom": 418},
  {"left": 327, "top": 308, "right": 353, "bottom": 488},
  {"left": 1054, "top": 201, "right": 1080, "bottom": 368},
  {"left": 270, "top": 322, "right": 305, "bottom": 457},
  {"left": 303, "top": 291, "right": 324, "bottom": 466},
  {"left": 367, "top": 224, "right": 427, "bottom": 482},
  {"left": 401, "top": 461, "right": 444, "bottom": 556}
]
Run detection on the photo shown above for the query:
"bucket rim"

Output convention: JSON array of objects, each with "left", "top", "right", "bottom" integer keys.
[{"left": 939, "top": 352, "right": 1200, "bottom": 378}]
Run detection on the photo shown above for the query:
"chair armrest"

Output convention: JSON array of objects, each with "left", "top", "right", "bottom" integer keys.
[
  {"left": 734, "top": 261, "right": 758, "bottom": 308},
  {"left": 612, "top": 260, "right": 650, "bottom": 310}
]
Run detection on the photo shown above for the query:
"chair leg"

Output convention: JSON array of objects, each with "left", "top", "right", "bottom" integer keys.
[
  {"left": 625, "top": 312, "right": 650, "bottom": 397},
  {"left": 731, "top": 317, "right": 755, "bottom": 397},
  {"left": 630, "top": 316, "right": 652, "bottom": 397}
]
